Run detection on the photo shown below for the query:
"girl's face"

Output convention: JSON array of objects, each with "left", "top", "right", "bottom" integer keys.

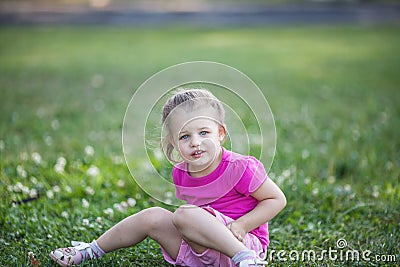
[{"left": 168, "top": 106, "right": 226, "bottom": 177}]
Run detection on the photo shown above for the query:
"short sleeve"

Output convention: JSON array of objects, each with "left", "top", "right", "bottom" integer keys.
[
  {"left": 234, "top": 156, "right": 268, "bottom": 196},
  {"left": 172, "top": 165, "right": 184, "bottom": 201}
]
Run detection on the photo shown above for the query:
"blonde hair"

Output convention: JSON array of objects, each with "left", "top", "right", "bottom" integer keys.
[{"left": 161, "top": 88, "right": 225, "bottom": 162}]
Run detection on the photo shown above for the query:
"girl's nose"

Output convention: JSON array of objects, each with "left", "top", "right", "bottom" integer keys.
[{"left": 191, "top": 137, "right": 201, "bottom": 147}]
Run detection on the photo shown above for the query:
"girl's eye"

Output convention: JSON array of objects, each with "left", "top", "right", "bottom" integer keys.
[
  {"left": 200, "top": 131, "right": 208, "bottom": 136},
  {"left": 179, "top": 134, "right": 189, "bottom": 140}
]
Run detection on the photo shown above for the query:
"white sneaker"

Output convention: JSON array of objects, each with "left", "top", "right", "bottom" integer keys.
[
  {"left": 50, "top": 241, "right": 97, "bottom": 266},
  {"left": 239, "top": 258, "right": 268, "bottom": 267}
]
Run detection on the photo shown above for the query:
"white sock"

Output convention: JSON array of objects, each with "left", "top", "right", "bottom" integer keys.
[
  {"left": 90, "top": 240, "right": 105, "bottom": 258},
  {"left": 232, "top": 250, "right": 257, "bottom": 265}
]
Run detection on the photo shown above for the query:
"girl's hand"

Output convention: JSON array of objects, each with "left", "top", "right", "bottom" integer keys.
[{"left": 227, "top": 221, "right": 247, "bottom": 245}]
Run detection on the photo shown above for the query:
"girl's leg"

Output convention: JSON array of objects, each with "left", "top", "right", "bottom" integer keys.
[
  {"left": 97, "top": 207, "right": 182, "bottom": 260},
  {"left": 50, "top": 207, "right": 182, "bottom": 266},
  {"left": 172, "top": 205, "right": 248, "bottom": 258}
]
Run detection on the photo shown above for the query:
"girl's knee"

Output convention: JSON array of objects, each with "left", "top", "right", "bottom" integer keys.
[
  {"left": 172, "top": 205, "right": 199, "bottom": 229},
  {"left": 142, "top": 207, "right": 172, "bottom": 229}
]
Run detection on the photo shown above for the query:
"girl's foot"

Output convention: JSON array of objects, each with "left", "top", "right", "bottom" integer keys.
[
  {"left": 238, "top": 258, "right": 268, "bottom": 267},
  {"left": 50, "top": 241, "right": 103, "bottom": 266},
  {"left": 233, "top": 250, "right": 268, "bottom": 267}
]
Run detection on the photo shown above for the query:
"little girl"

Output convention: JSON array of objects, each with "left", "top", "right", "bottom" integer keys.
[{"left": 50, "top": 89, "right": 286, "bottom": 267}]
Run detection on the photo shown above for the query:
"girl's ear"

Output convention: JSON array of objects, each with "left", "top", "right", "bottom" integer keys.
[
  {"left": 168, "top": 135, "right": 177, "bottom": 149},
  {"left": 218, "top": 124, "right": 227, "bottom": 143}
]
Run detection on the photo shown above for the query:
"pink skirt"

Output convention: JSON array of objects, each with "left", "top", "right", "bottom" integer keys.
[{"left": 160, "top": 207, "right": 266, "bottom": 267}]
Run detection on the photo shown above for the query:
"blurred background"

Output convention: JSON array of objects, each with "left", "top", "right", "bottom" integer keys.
[{"left": 1, "top": 0, "right": 400, "bottom": 25}]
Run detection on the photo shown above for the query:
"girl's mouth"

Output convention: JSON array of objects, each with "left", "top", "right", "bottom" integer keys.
[{"left": 191, "top": 150, "right": 204, "bottom": 159}]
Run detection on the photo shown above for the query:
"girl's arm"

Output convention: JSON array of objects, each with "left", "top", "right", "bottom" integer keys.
[{"left": 228, "top": 178, "right": 286, "bottom": 243}]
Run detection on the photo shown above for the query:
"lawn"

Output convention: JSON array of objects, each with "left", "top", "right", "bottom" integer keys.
[{"left": 0, "top": 25, "right": 399, "bottom": 266}]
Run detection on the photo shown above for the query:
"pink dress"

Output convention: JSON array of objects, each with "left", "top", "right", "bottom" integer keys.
[{"left": 161, "top": 148, "right": 269, "bottom": 266}]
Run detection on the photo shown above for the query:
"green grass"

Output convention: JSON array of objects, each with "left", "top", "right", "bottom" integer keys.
[{"left": 1, "top": 25, "right": 399, "bottom": 266}]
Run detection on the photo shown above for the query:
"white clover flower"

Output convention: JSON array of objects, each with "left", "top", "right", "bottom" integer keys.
[
  {"left": 82, "top": 218, "right": 90, "bottom": 226},
  {"left": 327, "top": 176, "right": 336, "bottom": 184},
  {"left": 84, "top": 145, "right": 95, "bottom": 156},
  {"left": 112, "top": 155, "right": 123, "bottom": 165},
  {"left": 103, "top": 208, "right": 113, "bottom": 216},
  {"left": 29, "top": 189, "right": 38, "bottom": 198},
  {"left": 51, "top": 119, "right": 60, "bottom": 130},
  {"left": 344, "top": 184, "right": 352, "bottom": 192},
  {"left": 127, "top": 198, "right": 136, "bottom": 207},
  {"left": 372, "top": 186, "right": 379, "bottom": 198},
  {"left": 85, "top": 186, "right": 95, "bottom": 195},
  {"left": 117, "top": 206, "right": 126, "bottom": 213},
  {"left": 113, "top": 202, "right": 126, "bottom": 212},
  {"left": 22, "top": 185, "right": 30, "bottom": 194},
  {"left": 64, "top": 185, "right": 72, "bottom": 193},
  {"left": 282, "top": 169, "right": 291, "bottom": 178},
  {"left": 61, "top": 211, "right": 69, "bottom": 218},
  {"left": 31, "top": 215, "right": 38, "bottom": 223},
  {"left": 95, "top": 217, "right": 102, "bottom": 224},
  {"left": 301, "top": 149, "right": 310, "bottom": 159},
  {"left": 120, "top": 201, "right": 128, "bottom": 210},
  {"left": 52, "top": 185, "right": 61, "bottom": 193},
  {"left": 31, "top": 152, "right": 42, "bottom": 165},
  {"left": 54, "top": 157, "right": 67, "bottom": 173},
  {"left": 13, "top": 182, "right": 24, "bottom": 193},
  {"left": 54, "top": 164, "right": 64, "bottom": 174},
  {"left": 153, "top": 149, "right": 164, "bottom": 161},
  {"left": 46, "top": 190, "right": 54, "bottom": 199},
  {"left": 164, "top": 191, "right": 173, "bottom": 198},
  {"left": 304, "top": 178, "right": 311, "bottom": 185},
  {"left": 44, "top": 135, "right": 53, "bottom": 146},
  {"left": 87, "top": 165, "right": 100, "bottom": 177},
  {"left": 30, "top": 176, "right": 38, "bottom": 184},
  {"left": 16, "top": 165, "right": 27, "bottom": 178},
  {"left": 117, "top": 179, "right": 125, "bottom": 188},
  {"left": 312, "top": 188, "right": 319, "bottom": 196},
  {"left": 57, "top": 157, "right": 66, "bottom": 165},
  {"left": 13, "top": 182, "right": 29, "bottom": 194},
  {"left": 82, "top": 198, "right": 90, "bottom": 208}
]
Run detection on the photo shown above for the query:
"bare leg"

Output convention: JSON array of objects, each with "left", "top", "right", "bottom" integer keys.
[
  {"left": 96, "top": 207, "right": 182, "bottom": 260},
  {"left": 172, "top": 205, "right": 248, "bottom": 257}
]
